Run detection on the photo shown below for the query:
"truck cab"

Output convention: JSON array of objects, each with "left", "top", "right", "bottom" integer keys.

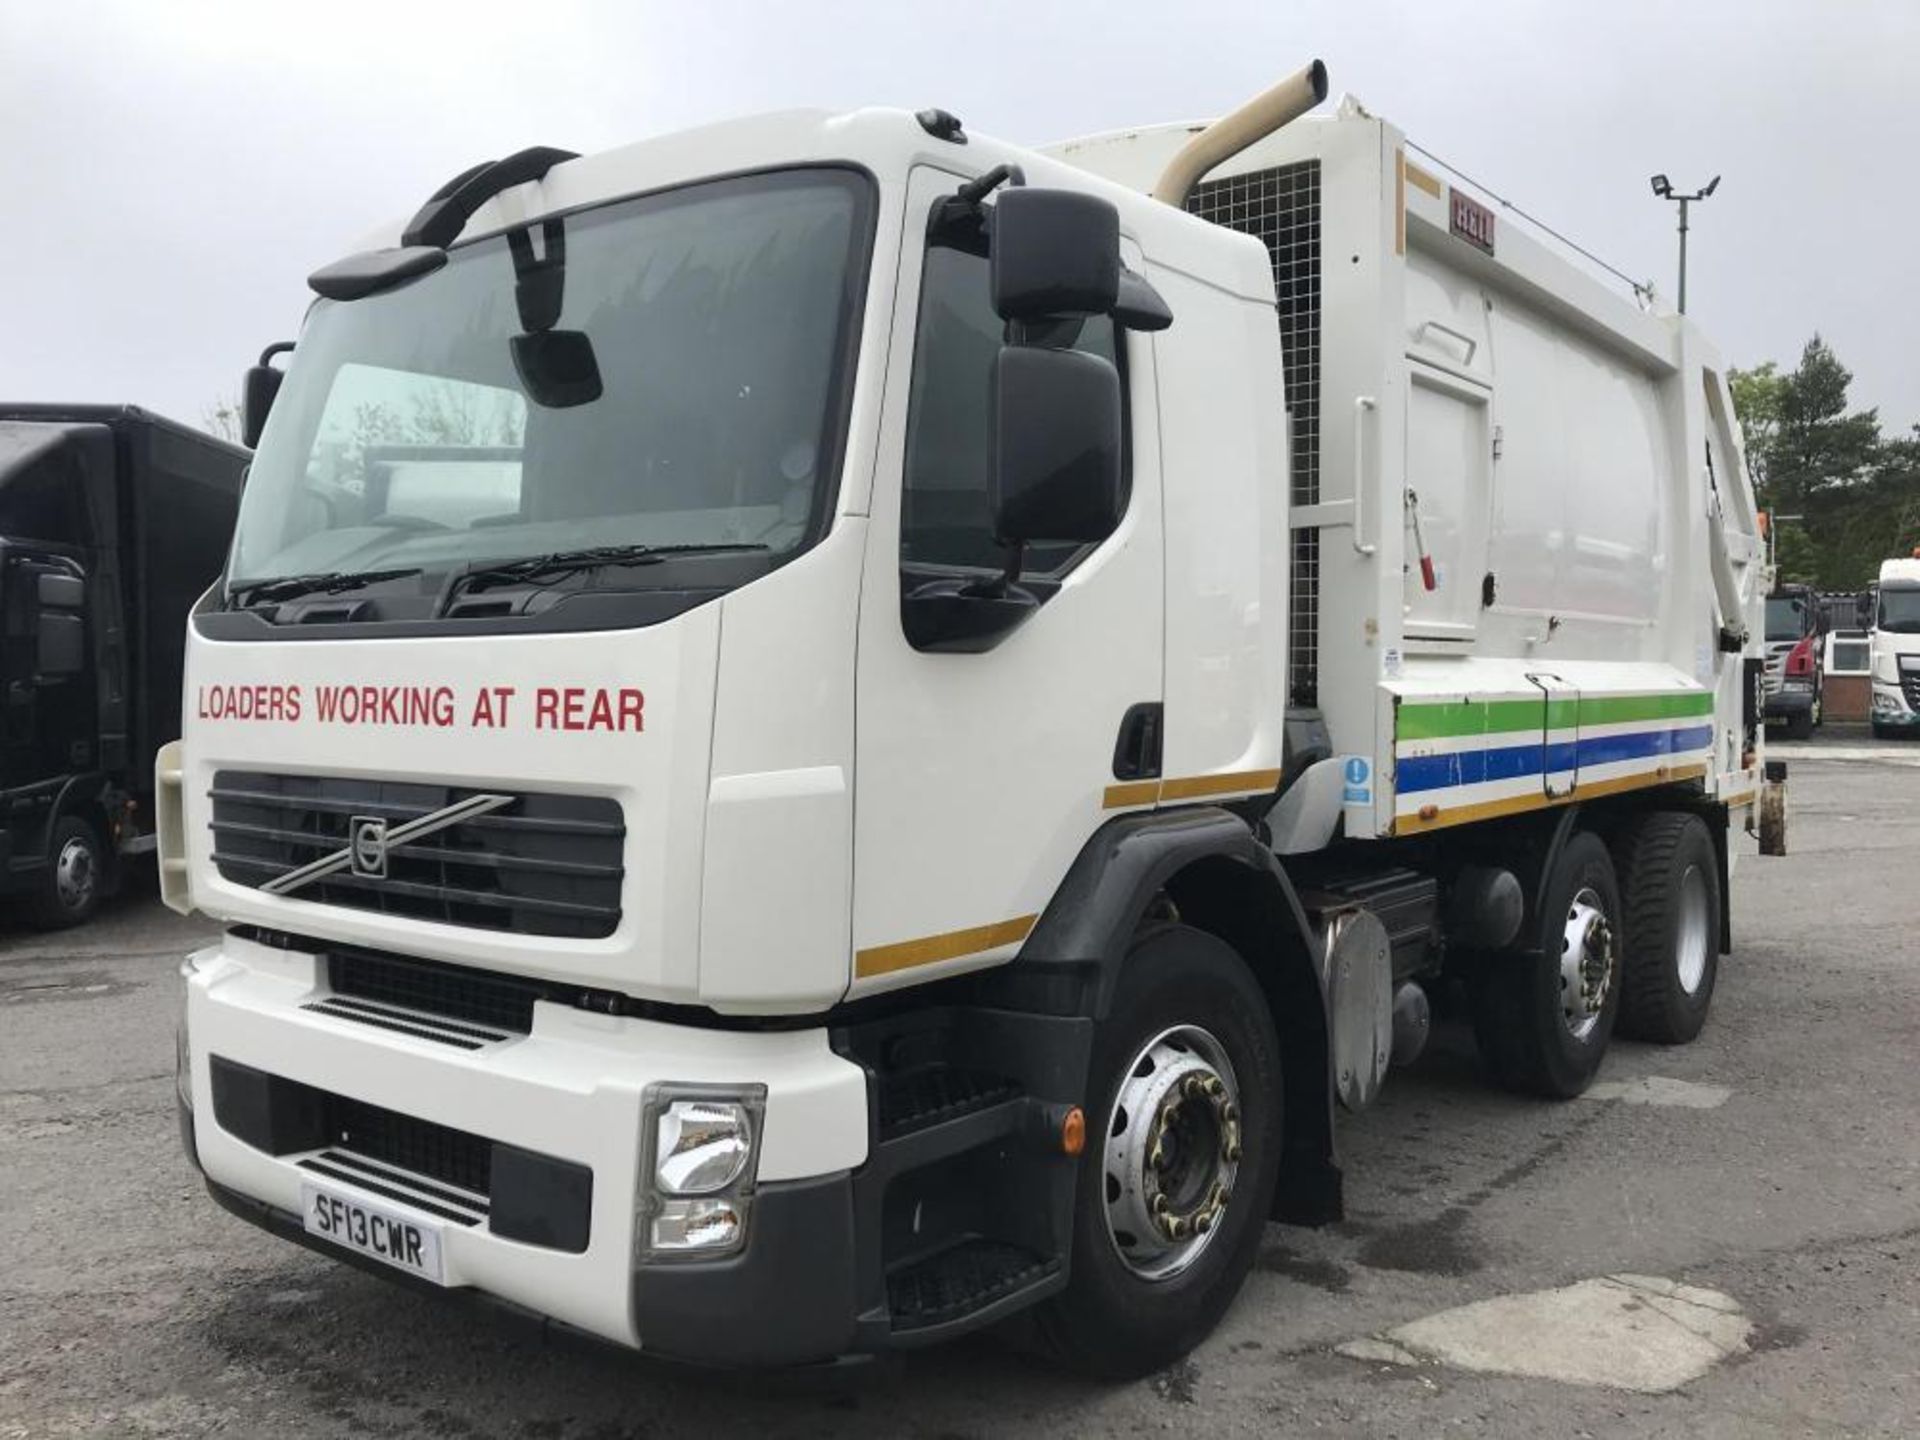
[
  {"left": 1870, "top": 555, "right": 1920, "bottom": 737},
  {"left": 1763, "top": 582, "right": 1824, "bottom": 738},
  {"left": 0, "top": 409, "right": 243, "bottom": 926}
]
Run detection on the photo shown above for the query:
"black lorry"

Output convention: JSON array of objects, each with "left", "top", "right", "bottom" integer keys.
[{"left": 0, "top": 406, "right": 244, "bottom": 927}]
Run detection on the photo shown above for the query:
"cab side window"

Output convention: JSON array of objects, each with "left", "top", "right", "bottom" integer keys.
[{"left": 900, "top": 234, "right": 1125, "bottom": 579}]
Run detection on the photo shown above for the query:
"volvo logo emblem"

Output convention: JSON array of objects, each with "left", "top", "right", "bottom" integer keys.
[
  {"left": 348, "top": 816, "right": 388, "bottom": 878},
  {"left": 260, "top": 792, "right": 514, "bottom": 897}
]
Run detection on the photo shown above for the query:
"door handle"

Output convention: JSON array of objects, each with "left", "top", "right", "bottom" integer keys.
[
  {"left": 1417, "top": 319, "right": 1479, "bottom": 364},
  {"left": 1352, "top": 395, "right": 1378, "bottom": 556}
]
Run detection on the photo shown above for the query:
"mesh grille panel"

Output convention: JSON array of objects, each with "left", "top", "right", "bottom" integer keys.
[
  {"left": 1188, "top": 160, "right": 1322, "bottom": 706},
  {"left": 328, "top": 1093, "right": 493, "bottom": 1198}
]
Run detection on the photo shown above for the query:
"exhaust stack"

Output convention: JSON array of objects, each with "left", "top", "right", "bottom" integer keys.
[{"left": 1150, "top": 60, "right": 1329, "bottom": 207}]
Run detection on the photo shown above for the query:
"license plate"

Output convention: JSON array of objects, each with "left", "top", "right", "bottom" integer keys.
[{"left": 301, "top": 1181, "right": 447, "bottom": 1285}]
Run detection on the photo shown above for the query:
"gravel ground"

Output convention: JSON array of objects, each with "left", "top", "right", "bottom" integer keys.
[{"left": 3, "top": 742, "right": 1916, "bottom": 1437}]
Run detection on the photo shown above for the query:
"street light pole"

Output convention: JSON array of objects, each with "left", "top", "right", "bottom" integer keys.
[{"left": 1649, "top": 173, "right": 1720, "bottom": 314}]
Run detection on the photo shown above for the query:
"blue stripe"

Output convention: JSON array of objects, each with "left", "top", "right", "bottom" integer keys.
[{"left": 1396, "top": 724, "right": 1715, "bottom": 796}]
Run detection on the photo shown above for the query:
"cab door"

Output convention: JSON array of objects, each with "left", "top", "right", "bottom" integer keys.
[
  {"left": 849, "top": 167, "right": 1163, "bottom": 996},
  {"left": 3, "top": 552, "right": 93, "bottom": 793}
]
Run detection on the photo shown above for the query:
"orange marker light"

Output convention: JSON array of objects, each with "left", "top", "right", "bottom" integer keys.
[{"left": 1060, "top": 1106, "right": 1086, "bottom": 1157}]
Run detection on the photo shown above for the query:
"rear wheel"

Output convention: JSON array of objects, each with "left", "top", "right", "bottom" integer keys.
[
  {"left": 1471, "top": 830, "right": 1623, "bottom": 1097},
  {"left": 1612, "top": 813, "right": 1720, "bottom": 1044},
  {"left": 30, "top": 815, "right": 106, "bottom": 930},
  {"left": 1030, "top": 924, "right": 1282, "bottom": 1379}
]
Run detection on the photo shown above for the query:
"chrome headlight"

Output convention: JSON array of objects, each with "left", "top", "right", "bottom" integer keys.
[
  {"left": 638, "top": 1085, "right": 765, "bottom": 1260},
  {"left": 655, "top": 1097, "right": 755, "bottom": 1195}
]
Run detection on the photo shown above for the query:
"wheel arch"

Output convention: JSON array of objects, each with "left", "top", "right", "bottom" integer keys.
[{"left": 1015, "top": 807, "right": 1342, "bottom": 1225}]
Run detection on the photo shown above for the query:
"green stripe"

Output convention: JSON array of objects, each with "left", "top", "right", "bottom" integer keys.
[{"left": 1397, "top": 690, "right": 1714, "bottom": 741}]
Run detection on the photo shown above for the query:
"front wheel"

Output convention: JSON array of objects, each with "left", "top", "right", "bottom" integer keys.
[
  {"left": 1029, "top": 924, "right": 1282, "bottom": 1379},
  {"left": 1471, "top": 830, "right": 1623, "bottom": 1097},
  {"left": 29, "top": 815, "right": 106, "bottom": 930}
]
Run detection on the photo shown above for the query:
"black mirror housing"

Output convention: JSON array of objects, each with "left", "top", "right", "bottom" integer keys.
[
  {"left": 511, "top": 330, "right": 604, "bottom": 408},
  {"left": 241, "top": 342, "right": 294, "bottom": 449},
  {"left": 240, "top": 367, "right": 281, "bottom": 449},
  {"left": 991, "top": 188, "right": 1120, "bottom": 321},
  {"left": 991, "top": 345, "right": 1123, "bottom": 546}
]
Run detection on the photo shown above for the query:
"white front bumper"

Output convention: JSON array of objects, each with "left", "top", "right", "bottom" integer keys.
[{"left": 183, "top": 931, "right": 869, "bottom": 1347}]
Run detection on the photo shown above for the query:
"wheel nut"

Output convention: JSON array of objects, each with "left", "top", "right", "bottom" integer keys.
[
  {"left": 1204, "top": 1075, "right": 1224, "bottom": 1098},
  {"left": 1148, "top": 1142, "right": 1167, "bottom": 1171}
]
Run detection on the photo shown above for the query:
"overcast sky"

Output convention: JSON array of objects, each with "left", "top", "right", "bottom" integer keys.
[{"left": 3, "top": 1, "right": 1914, "bottom": 436}]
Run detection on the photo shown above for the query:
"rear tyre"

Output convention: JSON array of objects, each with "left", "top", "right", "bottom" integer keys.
[
  {"left": 1030, "top": 924, "right": 1282, "bottom": 1379},
  {"left": 1470, "top": 830, "right": 1623, "bottom": 1098},
  {"left": 1611, "top": 812, "right": 1719, "bottom": 1045},
  {"left": 29, "top": 815, "right": 106, "bottom": 930}
]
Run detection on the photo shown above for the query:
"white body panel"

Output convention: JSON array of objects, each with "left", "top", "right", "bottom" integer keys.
[
  {"left": 1871, "top": 557, "right": 1920, "bottom": 724},
  {"left": 1053, "top": 101, "right": 1766, "bottom": 835}
]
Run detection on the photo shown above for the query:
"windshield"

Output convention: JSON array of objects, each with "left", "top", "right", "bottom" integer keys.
[
  {"left": 1765, "top": 594, "right": 1810, "bottom": 642},
  {"left": 1878, "top": 585, "right": 1920, "bottom": 634},
  {"left": 230, "top": 168, "right": 872, "bottom": 599}
]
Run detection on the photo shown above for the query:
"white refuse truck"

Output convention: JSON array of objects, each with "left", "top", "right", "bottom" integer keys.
[
  {"left": 164, "top": 62, "right": 1776, "bottom": 1375},
  {"left": 1870, "top": 552, "right": 1920, "bottom": 737}
]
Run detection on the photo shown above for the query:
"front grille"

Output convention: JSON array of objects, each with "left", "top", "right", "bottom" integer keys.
[
  {"left": 1190, "top": 159, "right": 1322, "bottom": 706},
  {"left": 209, "top": 772, "right": 624, "bottom": 938},
  {"left": 297, "top": 1149, "right": 490, "bottom": 1226},
  {"left": 328, "top": 948, "right": 543, "bottom": 1035},
  {"left": 1902, "top": 667, "right": 1920, "bottom": 710},
  {"left": 328, "top": 1091, "right": 494, "bottom": 1198}
]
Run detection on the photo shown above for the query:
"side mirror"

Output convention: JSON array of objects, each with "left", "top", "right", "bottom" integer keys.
[
  {"left": 242, "top": 342, "right": 295, "bottom": 449},
  {"left": 991, "top": 345, "right": 1123, "bottom": 546},
  {"left": 991, "top": 188, "right": 1120, "bottom": 322},
  {"left": 33, "top": 571, "right": 85, "bottom": 677}
]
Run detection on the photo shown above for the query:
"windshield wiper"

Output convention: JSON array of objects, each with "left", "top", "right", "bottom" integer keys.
[
  {"left": 227, "top": 567, "right": 424, "bottom": 608},
  {"left": 436, "top": 543, "right": 770, "bottom": 616}
]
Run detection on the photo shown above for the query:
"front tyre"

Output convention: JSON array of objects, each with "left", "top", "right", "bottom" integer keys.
[
  {"left": 1031, "top": 924, "right": 1282, "bottom": 1379},
  {"left": 1470, "top": 830, "right": 1623, "bottom": 1098},
  {"left": 1612, "top": 812, "right": 1720, "bottom": 1044}
]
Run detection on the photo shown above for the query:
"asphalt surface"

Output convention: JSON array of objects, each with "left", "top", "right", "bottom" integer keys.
[{"left": 4, "top": 730, "right": 1917, "bottom": 1438}]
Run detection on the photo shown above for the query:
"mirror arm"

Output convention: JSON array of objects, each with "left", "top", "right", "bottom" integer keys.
[
  {"left": 965, "top": 540, "right": 1027, "bottom": 600},
  {"left": 955, "top": 163, "right": 1026, "bottom": 207}
]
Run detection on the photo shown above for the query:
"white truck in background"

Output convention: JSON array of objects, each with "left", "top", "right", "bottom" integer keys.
[
  {"left": 164, "top": 62, "right": 1777, "bottom": 1376},
  {"left": 1871, "top": 552, "right": 1920, "bottom": 737}
]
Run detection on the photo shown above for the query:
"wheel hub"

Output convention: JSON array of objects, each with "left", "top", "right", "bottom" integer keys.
[
  {"left": 55, "top": 837, "right": 96, "bottom": 911},
  {"left": 1559, "top": 887, "right": 1614, "bottom": 1040},
  {"left": 1102, "top": 1025, "right": 1241, "bottom": 1280}
]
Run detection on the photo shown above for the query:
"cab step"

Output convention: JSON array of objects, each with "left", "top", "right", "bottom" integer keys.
[
  {"left": 878, "top": 1065, "right": 1020, "bottom": 1139},
  {"left": 887, "top": 1239, "right": 1061, "bottom": 1332}
]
